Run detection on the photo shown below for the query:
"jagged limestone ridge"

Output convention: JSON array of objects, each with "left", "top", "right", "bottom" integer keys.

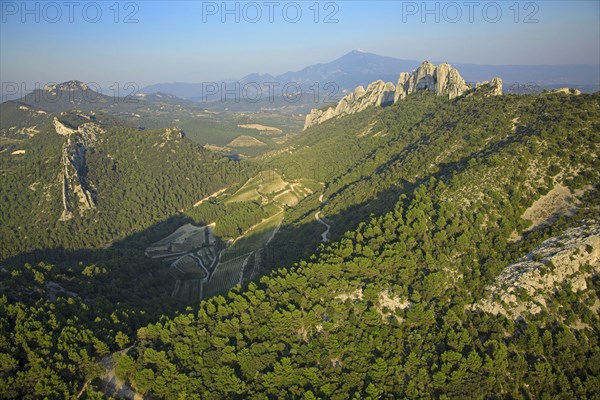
[
  {"left": 55, "top": 119, "right": 101, "bottom": 221},
  {"left": 304, "top": 60, "right": 503, "bottom": 130}
]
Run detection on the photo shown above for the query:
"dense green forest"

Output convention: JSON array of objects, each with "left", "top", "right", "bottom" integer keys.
[
  {"left": 264, "top": 90, "right": 599, "bottom": 270},
  {"left": 0, "top": 116, "right": 240, "bottom": 261},
  {"left": 112, "top": 91, "right": 599, "bottom": 398},
  {"left": 187, "top": 201, "right": 274, "bottom": 240},
  {"left": 1, "top": 90, "right": 599, "bottom": 398},
  {"left": 118, "top": 189, "right": 600, "bottom": 399}
]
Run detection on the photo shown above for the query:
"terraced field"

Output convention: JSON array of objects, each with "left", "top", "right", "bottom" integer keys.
[
  {"left": 226, "top": 212, "right": 284, "bottom": 257},
  {"left": 227, "top": 135, "right": 267, "bottom": 147},
  {"left": 171, "top": 255, "right": 208, "bottom": 279},
  {"left": 169, "top": 254, "right": 210, "bottom": 301},
  {"left": 225, "top": 170, "right": 321, "bottom": 207},
  {"left": 146, "top": 224, "right": 214, "bottom": 258},
  {"left": 225, "top": 176, "right": 265, "bottom": 203},
  {"left": 203, "top": 255, "right": 249, "bottom": 298},
  {"left": 204, "top": 212, "right": 284, "bottom": 296},
  {"left": 171, "top": 279, "right": 205, "bottom": 302},
  {"left": 204, "top": 213, "right": 282, "bottom": 294},
  {"left": 273, "top": 190, "right": 301, "bottom": 207},
  {"left": 237, "top": 123, "right": 282, "bottom": 134},
  {"left": 193, "top": 172, "right": 322, "bottom": 297},
  {"left": 147, "top": 172, "right": 319, "bottom": 300},
  {"left": 196, "top": 246, "right": 218, "bottom": 269}
]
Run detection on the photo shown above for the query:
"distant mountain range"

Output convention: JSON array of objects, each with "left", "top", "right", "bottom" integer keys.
[
  {"left": 0, "top": 81, "right": 205, "bottom": 136},
  {"left": 141, "top": 50, "right": 600, "bottom": 100},
  {"left": 142, "top": 51, "right": 423, "bottom": 100},
  {"left": 2, "top": 51, "right": 598, "bottom": 116}
]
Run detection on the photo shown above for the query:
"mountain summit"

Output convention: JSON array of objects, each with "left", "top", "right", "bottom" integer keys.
[
  {"left": 45, "top": 80, "right": 90, "bottom": 91},
  {"left": 15, "top": 80, "right": 114, "bottom": 113},
  {"left": 139, "top": 51, "right": 599, "bottom": 101},
  {"left": 140, "top": 51, "right": 423, "bottom": 99}
]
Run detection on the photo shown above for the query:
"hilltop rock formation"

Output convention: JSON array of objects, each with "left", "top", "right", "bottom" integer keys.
[
  {"left": 396, "top": 61, "right": 469, "bottom": 100},
  {"left": 304, "top": 80, "right": 396, "bottom": 129},
  {"left": 552, "top": 87, "right": 582, "bottom": 95},
  {"left": 304, "top": 60, "right": 502, "bottom": 130},
  {"left": 163, "top": 127, "right": 185, "bottom": 140},
  {"left": 45, "top": 80, "right": 91, "bottom": 92},
  {"left": 473, "top": 77, "right": 503, "bottom": 97},
  {"left": 53, "top": 118, "right": 77, "bottom": 136}
]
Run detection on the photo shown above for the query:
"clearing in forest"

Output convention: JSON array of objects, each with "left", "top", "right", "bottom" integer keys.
[
  {"left": 522, "top": 184, "right": 589, "bottom": 230},
  {"left": 237, "top": 123, "right": 282, "bottom": 134},
  {"left": 227, "top": 135, "right": 267, "bottom": 147}
]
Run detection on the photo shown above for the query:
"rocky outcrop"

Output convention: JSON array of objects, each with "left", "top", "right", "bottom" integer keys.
[
  {"left": 55, "top": 120, "right": 103, "bottom": 221},
  {"left": 304, "top": 60, "right": 502, "bottom": 130},
  {"left": 393, "top": 72, "right": 411, "bottom": 102},
  {"left": 45, "top": 80, "right": 90, "bottom": 92},
  {"left": 163, "top": 127, "right": 185, "bottom": 139},
  {"left": 489, "top": 77, "right": 503, "bottom": 96},
  {"left": 53, "top": 118, "right": 77, "bottom": 136},
  {"left": 304, "top": 80, "right": 396, "bottom": 130},
  {"left": 398, "top": 61, "right": 469, "bottom": 99},
  {"left": 476, "top": 220, "right": 599, "bottom": 318},
  {"left": 552, "top": 88, "right": 582, "bottom": 95},
  {"left": 474, "top": 77, "right": 503, "bottom": 97}
]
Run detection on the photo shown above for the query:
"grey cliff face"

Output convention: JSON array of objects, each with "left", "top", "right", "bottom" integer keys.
[
  {"left": 55, "top": 118, "right": 102, "bottom": 221},
  {"left": 304, "top": 60, "right": 502, "bottom": 130}
]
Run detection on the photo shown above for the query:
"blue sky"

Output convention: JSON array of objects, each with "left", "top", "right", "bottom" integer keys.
[{"left": 1, "top": 1, "right": 599, "bottom": 88}]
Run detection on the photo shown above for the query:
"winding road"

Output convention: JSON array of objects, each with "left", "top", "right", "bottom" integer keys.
[
  {"left": 314, "top": 211, "right": 330, "bottom": 242},
  {"left": 315, "top": 190, "right": 330, "bottom": 242}
]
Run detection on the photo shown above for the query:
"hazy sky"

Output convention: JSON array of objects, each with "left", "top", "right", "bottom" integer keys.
[{"left": 1, "top": 1, "right": 599, "bottom": 88}]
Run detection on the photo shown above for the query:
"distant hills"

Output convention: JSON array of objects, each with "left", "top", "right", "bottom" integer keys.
[
  {"left": 2, "top": 51, "right": 598, "bottom": 106},
  {"left": 4, "top": 81, "right": 193, "bottom": 114},
  {"left": 141, "top": 50, "right": 421, "bottom": 100},
  {"left": 10, "top": 80, "right": 117, "bottom": 113},
  {"left": 141, "top": 50, "right": 600, "bottom": 100},
  {"left": 0, "top": 79, "right": 305, "bottom": 158},
  {"left": 3, "top": 51, "right": 598, "bottom": 115}
]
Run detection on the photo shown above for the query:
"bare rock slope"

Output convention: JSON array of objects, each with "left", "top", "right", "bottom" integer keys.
[
  {"left": 477, "top": 220, "right": 600, "bottom": 319},
  {"left": 54, "top": 118, "right": 102, "bottom": 220}
]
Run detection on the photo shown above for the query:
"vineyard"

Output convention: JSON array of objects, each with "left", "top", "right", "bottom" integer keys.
[
  {"left": 145, "top": 223, "right": 215, "bottom": 258},
  {"left": 145, "top": 174, "right": 296, "bottom": 300},
  {"left": 196, "top": 246, "right": 218, "bottom": 269},
  {"left": 225, "top": 170, "right": 319, "bottom": 207},
  {"left": 171, "top": 279, "right": 205, "bottom": 302},
  {"left": 203, "top": 255, "right": 250, "bottom": 298},
  {"left": 171, "top": 255, "right": 208, "bottom": 279}
]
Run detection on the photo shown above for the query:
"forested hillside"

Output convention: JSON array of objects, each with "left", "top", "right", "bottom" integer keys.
[
  {"left": 1, "top": 89, "right": 598, "bottom": 398},
  {"left": 263, "top": 90, "right": 599, "bottom": 270},
  {"left": 110, "top": 91, "right": 599, "bottom": 399},
  {"left": 0, "top": 113, "right": 239, "bottom": 261}
]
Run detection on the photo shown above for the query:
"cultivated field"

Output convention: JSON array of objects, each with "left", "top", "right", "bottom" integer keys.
[
  {"left": 146, "top": 172, "right": 319, "bottom": 300},
  {"left": 146, "top": 224, "right": 214, "bottom": 258},
  {"left": 203, "top": 255, "right": 249, "bottom": 298},
  {"left": 171, "top": 255, "right": 208, "bottom": 279},
  {"left": 237, "top": 123, "right": 282, "bottom": 134},
  {"left": 227, "top": 135, "right": 267, "bottom": 148},
  {"left": 225, "top": 171, "right": 320, "bottom": 207},
  {"left": 205, "top": 212, "right": 284, "bottom": 296}
]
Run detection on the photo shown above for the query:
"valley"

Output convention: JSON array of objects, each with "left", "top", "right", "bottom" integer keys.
[{"left": 149, "top": 167, "right": 324, "bottom": 301}]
